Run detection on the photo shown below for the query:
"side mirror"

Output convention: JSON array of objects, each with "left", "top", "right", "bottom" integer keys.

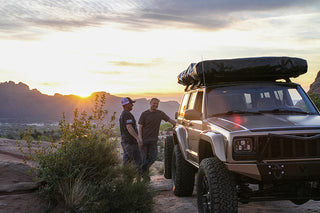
[
  {"left": 184, "top": 109, "right": 201, "bottom": 120},
  {"left": 175, "top": 112, "right": 179, "bottom": 119}
]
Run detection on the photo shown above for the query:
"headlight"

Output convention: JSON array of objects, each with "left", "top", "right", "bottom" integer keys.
[{"left": 233, "top": 138, "right": 253, "bottom": 153}]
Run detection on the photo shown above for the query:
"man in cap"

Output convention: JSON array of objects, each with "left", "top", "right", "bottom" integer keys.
[{"left": 119, "top": 97, "right": 142, "bottom": 167}]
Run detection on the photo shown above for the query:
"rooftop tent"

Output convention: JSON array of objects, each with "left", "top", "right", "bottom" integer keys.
[{"left": 177, "top": 57, "right": 307, "bottom": 86}]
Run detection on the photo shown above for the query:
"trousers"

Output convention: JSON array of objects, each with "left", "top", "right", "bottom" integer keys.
[
  {"left": 140, "top": 140, "right": 158, "bottom": 173},
  {"left": 121, "top": 142, "right": 142, "bottom": 167}
]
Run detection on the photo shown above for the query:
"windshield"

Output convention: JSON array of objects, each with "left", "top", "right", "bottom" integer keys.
[{"left": 206, "top": 83, "right": 319, "bottom": 117}]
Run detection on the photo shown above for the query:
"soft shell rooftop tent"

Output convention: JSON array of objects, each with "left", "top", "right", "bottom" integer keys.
[{"left": 177, "top": 57, "right": 307, "bottom": 88}]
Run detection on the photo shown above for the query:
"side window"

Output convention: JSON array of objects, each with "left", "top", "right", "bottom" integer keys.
[
  {"left": 179, "top": 93, "right": 190, "bottom": 117},
  {"left": 244, "top": 93, "right": 253, "bottom": 109},
  {"left": 187, "top": 92, "right": 197, "bottom": 110},
  {"left": 194, "top": 91, "right": 203, "bottom": 113}
]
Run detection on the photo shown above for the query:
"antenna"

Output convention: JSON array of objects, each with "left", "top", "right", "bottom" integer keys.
[{"left": 201, "top": 56, "right": 206, "bottom": 86}]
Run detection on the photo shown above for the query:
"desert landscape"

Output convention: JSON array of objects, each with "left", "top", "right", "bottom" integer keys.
[
  {"left": 1, "top": 138, "right": 320, "bottom": 213},
  {"left": 1, "top": 0, "right": 320, "bottom": 212}
]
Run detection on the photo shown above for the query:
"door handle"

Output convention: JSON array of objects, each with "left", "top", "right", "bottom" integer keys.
[{"left": 187, "top": 122, "right": 193, "bottom": 127}]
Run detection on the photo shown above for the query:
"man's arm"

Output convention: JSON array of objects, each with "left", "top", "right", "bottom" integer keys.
[
  {"left": 126, "top": 124, "right": 142, "bottom": 147},
  {"left": 168, "top": 118, "right": 176, "bottom": 127},
  {"left": 138, "top": 124, "right": 143, "bottom": 142},
  {"left": 137, "top": 112, "right": 145, "bottom": 148},
  {"left": 161, "top": 111, "right": 176, "bottom": 127}
]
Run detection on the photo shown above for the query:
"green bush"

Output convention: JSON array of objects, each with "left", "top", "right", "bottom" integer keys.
[
  {"left": 25, "top": 94, "right": 154, "bottom": 212},
  {"left": 159, "top": 123, "right": 173, "bottom": 132}
]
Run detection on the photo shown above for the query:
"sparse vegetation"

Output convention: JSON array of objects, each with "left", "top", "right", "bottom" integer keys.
[
  {"left": 0, "top": 123, "right": 60, "bottom": 141},
  {"left": 19, "top": 94, "right": 154, "bottom": 212}
]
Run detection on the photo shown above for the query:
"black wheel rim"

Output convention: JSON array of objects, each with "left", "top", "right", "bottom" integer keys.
[{"left": 201, "top": 175, "right": 211, "bottom": 212}]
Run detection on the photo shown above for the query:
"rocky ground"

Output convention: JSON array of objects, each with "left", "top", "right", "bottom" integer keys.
[{"left": 1, "top": 138, "right": 320, "bottom": 213}]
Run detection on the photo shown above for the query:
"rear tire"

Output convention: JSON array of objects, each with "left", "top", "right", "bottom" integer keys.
[
  {"left": 197, "top": 157, "right": 238, "bottom": 213},
  {"left": 164, "top": 136, "right": 174, "bottom": 179},
  {"left": 172, "top": 144, "right": 195, "bottom": 196}
]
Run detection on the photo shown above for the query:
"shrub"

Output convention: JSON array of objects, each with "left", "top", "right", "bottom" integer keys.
[{"left": 23, "top": 94, "right": 154, "bottom": 212}]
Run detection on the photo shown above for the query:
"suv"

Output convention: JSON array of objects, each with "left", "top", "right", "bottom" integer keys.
[{"left": 164, "top": 57, "right": 320, "bottom": 213}]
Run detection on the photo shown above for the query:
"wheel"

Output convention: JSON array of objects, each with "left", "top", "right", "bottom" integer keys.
[
  {"left": 197, "top": 158, "right": 238, "bottom": 213},
  {"left": 172, "top": 144, "right": 195, "bottom": 196},
  {"left": 290, "top": 199, "right": 309, "bottom": 205},
  {"left": 289, "top": 183, "right": 310, "bottom": 205},
  {"left": 164, "top": 136, "right": 174, "bottom": 179}
]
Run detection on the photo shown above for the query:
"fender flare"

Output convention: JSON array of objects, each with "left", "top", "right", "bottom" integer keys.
[
  {"left": 200, "top": 132, "right": 226, "bottom": 162},
  {"left": 174, "top": 126, "right": 188, "bottom": 159}
]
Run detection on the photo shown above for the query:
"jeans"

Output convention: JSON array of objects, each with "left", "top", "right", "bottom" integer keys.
[
  {"left": 140, "top": 140, "right": 158, "bottom": 174},
  {"left": 121, "top": 142, "right": 142, "bottom": 167}
]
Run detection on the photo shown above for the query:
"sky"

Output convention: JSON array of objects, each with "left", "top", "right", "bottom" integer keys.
[{"left": 0, "top": 0, "right": 319, "bottom": 102}]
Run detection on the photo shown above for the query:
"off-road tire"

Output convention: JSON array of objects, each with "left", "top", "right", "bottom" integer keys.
[
  {"left": 164, "top": 136, "right": 174, "bottom": 179},
  {"left": 197, "top": 157, "right": 238, "bottom": 213},
  {"left": 172, "top": 144, "right": 195, "bottom": 196}
]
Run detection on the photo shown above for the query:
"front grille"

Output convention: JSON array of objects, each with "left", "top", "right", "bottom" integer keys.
[
  {"left": 233, "top": 134, "right": 320, "bottom": 161},
  {"left": 257, "top": 134, "right": 320, "bottom": 161}
]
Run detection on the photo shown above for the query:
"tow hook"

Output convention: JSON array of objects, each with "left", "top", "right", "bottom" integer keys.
[{"left": 267, "top": 163, "right": 285, "bottom": 179}]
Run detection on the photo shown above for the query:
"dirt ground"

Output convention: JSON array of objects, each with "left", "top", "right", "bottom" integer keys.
[
  {"left": 1, "top": 177, "right": 320, "bottom": 213},
  {"left": 151, "top": 175, "right": 320, "bottom": 213}
]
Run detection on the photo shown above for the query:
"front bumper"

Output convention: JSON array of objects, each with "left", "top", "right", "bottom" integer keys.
[{"left": 227, "top": 160, "right": 320, "bottom": 182}]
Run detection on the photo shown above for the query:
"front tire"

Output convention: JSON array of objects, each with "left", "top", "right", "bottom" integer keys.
[
  {"left": 172, "top": 144, "right": 195, "bottom": 196},
  {"left": 197, "top": 158, "right": 238, "bottom": 213},
  {"left": 164, "top": 136, "right": 174, "bottom": 179}
]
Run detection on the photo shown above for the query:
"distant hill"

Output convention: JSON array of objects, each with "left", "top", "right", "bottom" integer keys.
[
  {"left": 308, "top": 70, "right": 320, "bottom": 94},
  {"left": 0, "top": 81, "right": 179, "bottom": 123}
]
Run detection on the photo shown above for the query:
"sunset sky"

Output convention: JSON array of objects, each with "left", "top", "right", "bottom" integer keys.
[{"left": 0, "top": 0, "right": 319, "bottom": 102}]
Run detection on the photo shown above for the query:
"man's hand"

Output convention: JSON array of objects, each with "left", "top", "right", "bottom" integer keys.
[
  {"left": 137, "top": 124, "right": 144, "bottom": 149},
  {"left": 137, "top": 138, "right": 143, "bottom": 149},
  {"left": 126, "top": 124, "right": 142, "bottom": 148},
  {"left": 169, "top": 118, "right": 176, "bottom": 127}
]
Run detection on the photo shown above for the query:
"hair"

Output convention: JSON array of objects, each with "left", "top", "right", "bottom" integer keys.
[{"left": 150, "top": 98, "right": 160, "bottom": 103}]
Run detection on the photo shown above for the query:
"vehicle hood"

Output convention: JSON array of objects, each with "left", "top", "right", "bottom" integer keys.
[{"left": 207, "top": 114, "right": 320, "bottom": 132}]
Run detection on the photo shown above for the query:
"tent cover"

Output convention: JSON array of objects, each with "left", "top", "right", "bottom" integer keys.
[{"left": 177, "top": 57, "right": 307, "bottom": 86}]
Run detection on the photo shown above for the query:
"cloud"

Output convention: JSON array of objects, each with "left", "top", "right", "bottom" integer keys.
[
  {"left": 90, "top": 70, "right": 124, "bottom": 75},
  {"left": 0, "top": 0, "right": 319, "bottom": 39},
  {"left": 108, "top": 59, "right": 161, "bottom": 67},
  {"left": 39, "top": 81, "right": 62, "bottom": 87}
]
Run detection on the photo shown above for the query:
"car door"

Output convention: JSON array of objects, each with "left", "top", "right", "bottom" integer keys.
[
  {"left": 175, "top": 93, "right": 191, "bottom": 155},
  {"left": 185, "top": 90, "right": 203, "bottom": 163}
]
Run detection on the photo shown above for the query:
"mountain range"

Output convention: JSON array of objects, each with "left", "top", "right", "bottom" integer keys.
[
  {"left": 0, "top": 81, "right": 180, "bottom": 123},
  {"left": 308, "top": 71, "right": 320, "bottom": 94},
  {"left": 1, "top": 71, "right": 319, "bottom": 124}
]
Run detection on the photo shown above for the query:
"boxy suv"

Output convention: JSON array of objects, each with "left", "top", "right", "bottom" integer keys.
[{"left": 164, "top": 57, "right": 320, "bottom": 213}]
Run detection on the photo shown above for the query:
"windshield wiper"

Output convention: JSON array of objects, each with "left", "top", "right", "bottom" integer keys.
[
  {"left": 258, "top": 109, "right": 313, "bottom": 115},
  {"left": 209, "top": 110, "right": 262, "bottom": 117}
]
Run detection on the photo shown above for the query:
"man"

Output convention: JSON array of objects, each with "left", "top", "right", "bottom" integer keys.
[
  {"left": 119, "top": 97, "right": 142, "bottom": 167},
  {"left": 138, "top": 98, "right": 176, "bottom": 180}
]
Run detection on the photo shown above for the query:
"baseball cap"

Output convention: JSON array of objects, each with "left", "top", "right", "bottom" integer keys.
[{"left": 121, "top": 97, "right": 136, "bottom": 106}]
